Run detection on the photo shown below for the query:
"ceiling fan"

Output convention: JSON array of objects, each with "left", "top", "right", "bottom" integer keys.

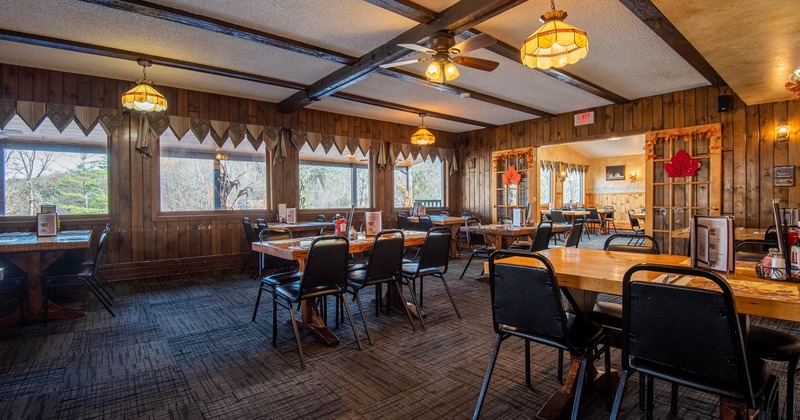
[{"left": 380, "top": 31, "right": 500, "bottom": 84}]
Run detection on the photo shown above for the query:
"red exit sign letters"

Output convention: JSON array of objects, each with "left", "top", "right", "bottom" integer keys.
[{"left": 574, "top": 111, "right": 594, "bottom": 126}]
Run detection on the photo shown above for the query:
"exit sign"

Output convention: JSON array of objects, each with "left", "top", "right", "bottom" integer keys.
[{"left": 574, "top": 111, "right": 594, "bottom": 126}]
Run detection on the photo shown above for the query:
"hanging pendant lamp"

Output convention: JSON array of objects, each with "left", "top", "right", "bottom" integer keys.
[
  {"left": 411, "top": 114, "right": 435, "bottom": 146},
  {"left": 520, "top": 0, "right": 588, "bottom": 70},
  {"left": 121, "top": 59, "right": 168, "bottom": 112}
]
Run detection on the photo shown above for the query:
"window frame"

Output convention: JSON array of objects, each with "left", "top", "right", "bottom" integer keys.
[
  {"left": 393, "top": 158, "right": 447, "bottom": 210},
  {"left": 298, "top": 158, "right": 371, "bottom": 210}
]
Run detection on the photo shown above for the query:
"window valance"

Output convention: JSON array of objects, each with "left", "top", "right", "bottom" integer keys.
[
  {"left": 0, "top": 100, "right": 457, "bottom": 173},
  {"left": 540, "top": 159, "right": 588, "bottom": 174}
]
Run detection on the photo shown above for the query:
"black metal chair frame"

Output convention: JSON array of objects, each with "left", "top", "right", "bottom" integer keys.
[
  {"left": 474, "top": 250, "right": 611, "bottom": 420},
  {"left": 460, "top": 218, "right": 494, "bottom": 279},
  {"left": 602, "top": 206, "right": 618, "bottom": 234},
  {"left": 603, "top": 233, "right": 661, "bottom": 254},
  {"left": 610, "top": 263, "right": 780, "bottom": 419},
  {"left": 272, "top": 236, "right": 362, "bottom": 369},
  {"left": 241, "top": 217, "right": 258, "bottom": 274},
  {"left": 563, "top": 221, "right": 584, "bottom": 248},
  {"left": 401, "top": 227, "right": 460, "bottom": 330}
]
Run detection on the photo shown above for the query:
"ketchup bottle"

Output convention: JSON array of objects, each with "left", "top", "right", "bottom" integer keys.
[{"left": 335, "top": 216, "right": 347, "bottom": 237}]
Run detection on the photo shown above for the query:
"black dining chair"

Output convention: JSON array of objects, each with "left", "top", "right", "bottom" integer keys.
[
  {"left": 256, "top": 218, "right": 267, "bottom": 232},
  {"left": 316, "top": 214, "right": 326, "bottom": 222},
  {"left": 548, "top": 210, "right": 567, "bottom": 245},
  {"left": 0, "top": 263, "right": 26, "bottom": 322},
  {"left": 257, "top": 228, "right": 298, "bottom": 276},
  {"left": 460, "top": 218, "right": 495, "bottom": 278},
  {"left": 563, "top": 221, "right": 584, "bottom": 248},
  {"left": 611, "top": 264, "right": 779, "bottom": 419},
  {"left": 241, "top": 217, "right": 259, "bottom": 274},
  {"left": 508, "top": 222, "right": 551, "bottom": 252},
  {"left": 586, "top": 207, "right": 602, "bottom": 235},
  {"left": 603, "top": 233, "right": 660, "bottom": 254},
  {"left": 474, "top": 250, "right": 611, "bottom": 420},
  {"left": 401, "top": 227, "right": 459, "bottom": 330},
  {"left": 347, "top": 230, "right": 416, "bottom": 344},
  {"left": 602, "top": 206, "right": 618, "bottom": 234},
  {"left": 43, "top": 227, "right": 115, "bottom": 321},
  {"left": 397, "top": 213, "right": 411, "bottom": 230},
  {"left": 439, "top": 210, "right": 449, "bottom": 217},
  {"left": 272, "top": 236, "right": 362, "bottom": 369},
  {"left": 417, "top": 215, "right": 433, "bottom": 232}
]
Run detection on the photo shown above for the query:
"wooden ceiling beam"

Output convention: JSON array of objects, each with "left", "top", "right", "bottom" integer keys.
[
  {"left": 380, "top": 69, "right": 553, "bottom": 118},
  {"left": 0, "top": 29, "right": 486, "bottom": 129},
  {"left": 361, "top": 0, "right": 436, "bottom": 22},
  {"left": 618, "top": 0, "right": 725, "bottom": 86},
  {"left": 461, "top": 29, "right": 630, "bottom": 104},
  {"left": 277, "top": 0, "right": 526, "bottom": 113},
  {"left": 77, "top": 0, "right": 358, "bottom": 65},
  {"left": 334, "top": 92, "right": 495, "bottom": 128}
]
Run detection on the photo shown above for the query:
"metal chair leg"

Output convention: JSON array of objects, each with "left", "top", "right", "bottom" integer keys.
[
  {"left": 394, "top": 281, "right": 419, "bottom": 331},
  {"left": 340, "top": 293, "right": 362, "bottom": 351},
  {"left": 525, "top": 340, "right": 531, "bottom": 387},
  {"left": 557, "top": 349, "right": 564, "bottom": 384},
  {"left": 272, "top": 292, "right": 279, "bottom": 347},
  {"left": 473, "top": 334, "right": 504, "bottom": 420},
  {"left": 571, "top": 357, "right": 589, "bottom": 420},
  {"left": 287, "top": 302, "right": 305, "bottom": 369},
  {"left": 352, "top": 290, "right": 371, "bottom": 345},
  {"left": 438, "top": 274, "right": 461, "bottom": 318},
  {"left": 252, "top": 284, "right": 264, "bottom": 321},
  {"left": 460, "top": 253, "right": 476, "bottom": 278},
  {"left": 610, "top": 370, "right": 630, "bottom": 419}
]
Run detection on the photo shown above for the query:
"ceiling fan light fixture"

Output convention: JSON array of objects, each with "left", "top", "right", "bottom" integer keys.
[
  {"left": 444, "top": 61, "right": 460, "bottom": 81},
  {"left": 411, "top": 114, "right": 435, "bottom": 146},
  {"left": 122, "top": 59, "right": 168, "bottom": 112},
  {"left": 425, "top": 60, "right": 443, "bottom": 83},
  {"left": 520, "top": 2, "right": 588, "bottom": 70}
]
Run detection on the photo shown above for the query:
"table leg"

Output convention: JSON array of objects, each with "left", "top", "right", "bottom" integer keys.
[
  {"left": 447, "top": 224, "right": 459, "bottom": 258},
  {"left": 288, "top": 258, "right": 340, "bottom": 346},
  {"left": 536, "top": 354, "right": 617, "bottom": 420}
]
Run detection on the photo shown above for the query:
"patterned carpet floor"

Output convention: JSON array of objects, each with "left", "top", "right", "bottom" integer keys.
[{"left": 0, "top": 241, "right": 797, "bottom": 419}]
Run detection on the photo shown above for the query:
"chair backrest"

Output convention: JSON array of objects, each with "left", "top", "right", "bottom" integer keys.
[
  {"left": 242, "top": 217, "right": 257, "bottom": 243},
  {"left": 259, "top": 228, "right": 294, "bottom": 269},
  {"left": 499, "top": 216, "right": 512, "bottom": 225},
  {"left": 465, "top": 218, "right": 487, "bottom": 247},
  {"left": 418, "top": 215, "right": 433, "bottom": 231},
  {"left": 549, "top": 210, "right": 566, "bottom": 223},
  {"left": 461, "top": 211, "right": 474, "bottom": 219},
  {"left": 628, "top": 212, "right": 642, "bottom": 230},
  {"left": 90, "top": 223, "right": 111, "bottom": 274},
  {"left": 316, "top": 214, "right": 326, "bottom": 222},
  {"left": 587, "top": 208, "right": 600, "bottom": 220},
  {"left": 529, "top": 222, "right": 552, "bottom": 252},
  {"left": 489, "top": 251, "right": 571, "bottom": 348},
  {"left": 319, "top": 224, "right": 336, "bottom": 236},
  {"left": 256, "top": 218, "right": 267, "bottom": 232},
  {"left": 622, "top": 264, "right": 757, "bottom": 407},
  {"left": 564, "top": 221, "right": 583, "bottom": 247},
  {"left": 603, "top": 206, "right": 615, "bottom": 220},
  {"left": 439, "top": 210, "right": 449, "bottom": 217},
  {"left": 418, "top": 227, "right": 451, "bottom": 272},
  {"left": 397, "top": 213, "right": 411, "bottom": 230},
  {"left": 300, "top": 236, "right": 350, "bottom": 295},
  {"left": 603, "top": 233, "right": 660, "bottom": 254},
  {"left": 365, "top": 230, "right": 404, "bottom": 280}
]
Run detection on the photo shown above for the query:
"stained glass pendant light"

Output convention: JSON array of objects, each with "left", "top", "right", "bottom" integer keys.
[
  {"left": 410, "top": 114, "right": 435, "bottom": 145},
  {"left": 520, "top": 0, "right": 588, "bottom": 70},
  {"left": 121, "top": 59, "right": 168, "bottom": 112}
]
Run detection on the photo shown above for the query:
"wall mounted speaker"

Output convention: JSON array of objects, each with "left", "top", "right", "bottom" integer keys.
[
  {"left": 717, "top": 95, "right": 732, "bottom": 113},
  {"left": 457, "top": 137, "right": 468, "bottom": 148}
]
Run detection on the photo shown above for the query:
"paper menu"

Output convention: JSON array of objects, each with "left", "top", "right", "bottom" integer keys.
[
  {"left": 278, "top": 203, "right": 287, "bottom": 222},
  {"left": 286, "top": 208, "right": 297, "bottom": 224},
  {"left": 512, "top": 208, "right": 524, "bottom": 227},
  {"left": 690, "top": 216, "right": 734, "bottom": 273},
  {"left": 365, "top": 211, "right": 382, "bottom": 236}
]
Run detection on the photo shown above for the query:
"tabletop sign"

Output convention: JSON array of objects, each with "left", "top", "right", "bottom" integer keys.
[{"left": 573, "top": 111, "right": 594, "bottom": 126}]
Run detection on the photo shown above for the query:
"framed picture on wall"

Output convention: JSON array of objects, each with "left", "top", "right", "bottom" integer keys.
[
  {"left": 774, "top": 165, "right": 795, "bottom": 187},
  {"left": 606, "top": 165, "right": 625, "bottom": 181}
]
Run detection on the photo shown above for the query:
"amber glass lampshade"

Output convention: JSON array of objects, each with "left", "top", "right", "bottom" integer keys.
[
  {"left": 121, "top": 59, "right": 168, "bottom": 112},
  {"left": 411, "top": 114, "right": 435, "bottom": 145},
  {"left": 520, "top": 8, "right": 588, "bottom": 70}
]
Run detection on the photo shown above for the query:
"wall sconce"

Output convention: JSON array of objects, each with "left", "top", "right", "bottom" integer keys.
[
  {"left": 559, "top": 170, "right": 568, "bottom": 182},
  {"left": 776, "top": 118, "right": 792, "bottom": 141},
  {"left": 629, "top": 171, "right": 637, "bottom": 182}
]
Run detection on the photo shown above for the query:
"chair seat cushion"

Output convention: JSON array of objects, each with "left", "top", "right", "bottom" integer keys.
[
  {"left": 261, "top": 271, "right": 301, "bottom": 287},
  {"left": 401, "top": 263, "right": 440, "bottom": 277},
  {"left": 348, "top": 263, "right": 366, "bottom": 272},
  {"left": 747, "top": 325, "right": 800, "bottom": 360},
  {"left": 590, "top": 301, "right": 623, "bottom": 329},
  {"left": 43, "top": 262, "right": 92, "bottom": 279},
  {"left": 509, "top": 313, "right": 604, "bottom": 354},
  {"left": 275, "top": 280, "right": 341, "bottom": 301},
  {"left": 347, "top": 269, "right": 395, "bottom": 287}
]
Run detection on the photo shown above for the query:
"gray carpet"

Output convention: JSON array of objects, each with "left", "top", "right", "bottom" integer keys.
[{"left": 0, "top": 248, "right": 796, "bottom": 419}]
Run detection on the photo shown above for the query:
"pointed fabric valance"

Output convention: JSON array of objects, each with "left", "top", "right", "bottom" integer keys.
[{"left": 539, "top": 160, "right": 588, "bottom": 174}]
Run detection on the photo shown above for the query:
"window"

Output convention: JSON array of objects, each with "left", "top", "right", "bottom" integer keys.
[
  {"left": 1, "top": 116, "right": 108, "bottom": 216},
  {"left": 298, "top": 144, "right": 370, "bottom": 209},
  {"left": 394, "top": 156, "right": 444, "bottom": 208},
  {"left": 159, "top": 130, "right": 267, "bottom": 212},
  {"left": 539, "top": 167, "right": 552, "bottom": 204},
  {"left": 562, "top": 171, "right": 584, "bottom": 205}
]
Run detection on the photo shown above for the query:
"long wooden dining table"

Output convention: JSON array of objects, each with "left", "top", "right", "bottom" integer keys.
[
  {"left": 465, "top": 223, "right": 572, "bottom": 249},
  {"left": 486, "top": 247, "right": 800, "bottom": 419},
  {"left": 0, "top": 230, "right": 93, "bottom": 325},
  {"left": 252, "top": 231, "right": 427, "bottom": 346}
]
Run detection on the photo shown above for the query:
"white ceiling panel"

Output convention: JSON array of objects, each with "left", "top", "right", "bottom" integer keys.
[
  {"left": 564, "top": 135, "right": 645, "bottom": 158},
  {"left": 0, "top": 41, "right": 298, "bottom": 104},
  {"left": 148, "top": 0, "right": 418, "bottom": 57},
  {"left": 341, "top": 73, "right": 537, "bottom": 128},
  {"left": 0, "top": 0, "right": 344, "bottom": 85},
  {"left": 307, "top": 96, "right": 482, "bottom": 134},
  {"left": 475, "top": 0, "right": 710, "bottom": 99}
]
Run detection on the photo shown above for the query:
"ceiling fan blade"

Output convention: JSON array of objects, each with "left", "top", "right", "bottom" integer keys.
[
  {"left": 379, "top": 58, "right": 427, "bottom": 69},
  {"left": 397, "top": 43, "right": 435, "bottom": 54},
  {"left": 453, "top": 56, "right": 500, "bottom": 72},
  {"left": 449, "top": 33, "right": 496, "bottom": 55}
]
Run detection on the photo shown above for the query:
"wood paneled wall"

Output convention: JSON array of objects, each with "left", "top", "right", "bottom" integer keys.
[
  {"left": 0, "top": 63, "right": 458, "bottom": 280},
  {"left": 460, "top": 87, "right": 800, "bottom": 229}
]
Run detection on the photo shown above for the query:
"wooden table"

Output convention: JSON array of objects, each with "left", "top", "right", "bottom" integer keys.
[
  {"left": 266, "top": 222, "right": 333, "bottom": 236},
  {"left": 487, "top": 247, "right": 800, "bottom": 419},
  {"left": 465, "top": 223, "right": 571, "bottom": 249},
  {"left": 630, "top": 212, "right": 646, "bottom": 220},
  {"left": 253, "top": 231, "right": 427, "bottom": 346},
  {"left": 671, "top": 227, "right": 767, "bottom": 241},
  {"left": 0, "top": 230, "right": 93, "bottom": 325},
  {"left": 407, "top": 216, "right": 465, "bottom": 257}
]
